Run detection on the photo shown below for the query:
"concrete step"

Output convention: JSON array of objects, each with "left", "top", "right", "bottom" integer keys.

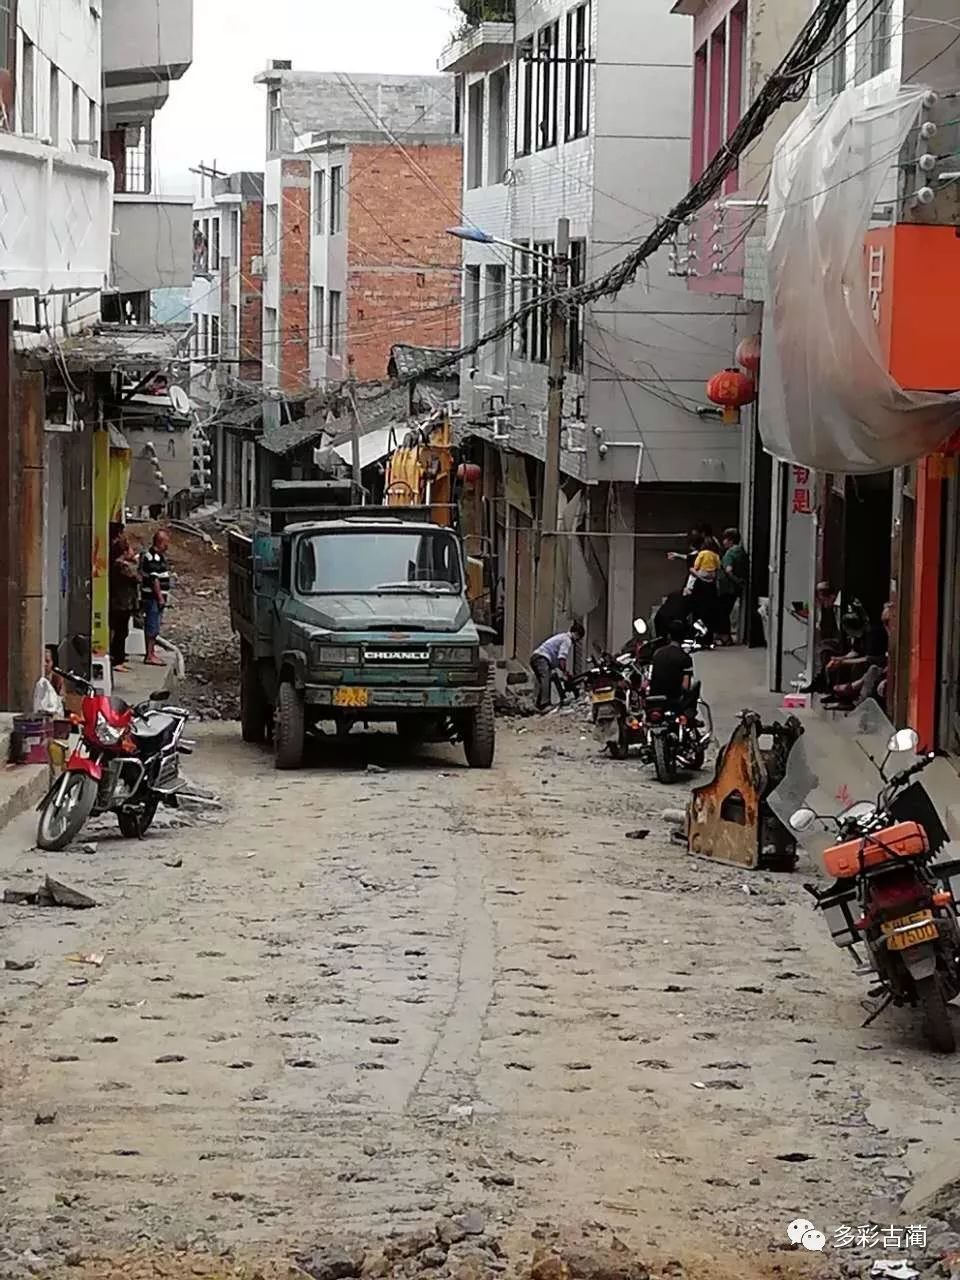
[{"left": 0, "top": 758, "right": 47, "bottom": 834}]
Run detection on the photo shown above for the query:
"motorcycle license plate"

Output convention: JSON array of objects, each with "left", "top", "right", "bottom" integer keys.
[
  {"left": 592, "top": 690, "right": 615, "bottom": 703},
  {"left": 333, "top": 687, "right": 369, "bottom": 708},
  {"left": 882, "top": 909, "right": 938, "bottom": 951}
]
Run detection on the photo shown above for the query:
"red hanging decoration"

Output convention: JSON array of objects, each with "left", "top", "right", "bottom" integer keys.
[
  {"left": 706, "top": 367, "right": 756, "bottom": 424},
  {"left": 735, "top": 334, "right": 761, "bottom": 375}
]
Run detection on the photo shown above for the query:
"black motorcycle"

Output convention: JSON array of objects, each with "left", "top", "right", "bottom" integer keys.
[{"left": 644, "top": 682, "right": 711, "bottom": 782}]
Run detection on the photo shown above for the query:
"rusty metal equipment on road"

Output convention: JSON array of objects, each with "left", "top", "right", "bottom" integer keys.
[{"left": 687, "top": 711, "right": 803, "bottom": 870}]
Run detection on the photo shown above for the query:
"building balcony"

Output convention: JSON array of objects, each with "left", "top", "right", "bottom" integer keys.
[
  {"left": 112, "top": 194, "right": 194, "bottom": 294},
  {"left": 0, "top": 134, "right": 113, "bottom": 297},
  {"left": 438, "top": 17, "right": 514, "bottom": 74},
  {"left": 101, "top": 0, "right": 194, "bottom": 124}
]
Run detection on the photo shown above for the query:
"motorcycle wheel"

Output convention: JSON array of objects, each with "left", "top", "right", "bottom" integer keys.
[
  {"left": 917, "top": 975, "right": 956, "bottom": 1054},
  {"left": 653, "top": 734, "right": 677, "bottom": 784},
  {"left": 117, "top": 796, "right": 160, "bottom": 840},
  {"left": 607, "top": 722, "right": 629, "bottom": 760},
  {"left": 36, "top": 773, "right": 98, "bottom": 852}
]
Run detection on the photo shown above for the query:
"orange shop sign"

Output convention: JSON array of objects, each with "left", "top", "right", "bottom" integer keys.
[{"left": 864, "top": 224, "right": 960, "bottom": 393}]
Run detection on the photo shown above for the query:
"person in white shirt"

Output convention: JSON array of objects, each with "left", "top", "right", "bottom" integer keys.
[{"left": 530, "top": 621, "right": 585, "bottom": 712}]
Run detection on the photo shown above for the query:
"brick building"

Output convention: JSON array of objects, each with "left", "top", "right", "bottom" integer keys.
[
  {"left": 189, "top": 171, "right": 265, "bottom": 506},
  {"left": 254, "top": 66, "right": 461, "bottom": 400}
]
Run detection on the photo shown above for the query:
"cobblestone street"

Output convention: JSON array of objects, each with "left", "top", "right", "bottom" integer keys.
[{"left": 3, "top": 693, "right": 960, "bottom": 1280}]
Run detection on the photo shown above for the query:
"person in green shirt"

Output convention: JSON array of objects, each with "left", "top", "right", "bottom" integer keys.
[{"left": 716, "top": 528, "right": 749, "bottom": 645}]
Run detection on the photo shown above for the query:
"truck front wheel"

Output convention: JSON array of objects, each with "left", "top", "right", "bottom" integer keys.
[
  {"left": 275, "top": 680, "right": 305, "bottom": 770},
  {"left": 241, "top": 648, "right": 270, "bottom": 744},
  {"left": 464, "top": 692, "right": 495, "bottom": 769}
]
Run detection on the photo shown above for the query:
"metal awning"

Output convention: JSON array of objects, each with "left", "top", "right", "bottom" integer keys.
[{"left": 331, "top": 425, "right": 397, "bottom": 471}]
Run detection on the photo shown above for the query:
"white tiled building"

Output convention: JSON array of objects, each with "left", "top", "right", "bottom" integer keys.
[{"left": 440, "top": 0, "right": 746, "bottom": 648}]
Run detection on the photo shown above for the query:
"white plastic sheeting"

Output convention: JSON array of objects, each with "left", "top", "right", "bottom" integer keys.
[{"left": 761, "top": 73, "right": 960, "bottom": 474}]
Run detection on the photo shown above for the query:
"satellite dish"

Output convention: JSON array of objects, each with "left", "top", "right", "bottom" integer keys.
[{"left": 168, "top": 385, "right": 191, "bottom": 415}]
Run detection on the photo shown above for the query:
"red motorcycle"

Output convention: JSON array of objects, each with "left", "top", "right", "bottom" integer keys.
[{"left": 36, "top": 671, "right": 193, "bottom": 851}]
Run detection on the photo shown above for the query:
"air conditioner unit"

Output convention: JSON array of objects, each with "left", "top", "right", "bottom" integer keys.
[{"left": 251, "top": 255, "right": 264, "bottom": 276}]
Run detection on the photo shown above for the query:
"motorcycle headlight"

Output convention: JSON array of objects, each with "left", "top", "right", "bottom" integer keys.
[
  {"left": 313, "top": 644, "right": 361, "bottom": 665},
  {"left": 94, "top": 712, "right": 125, "bottom": 746},
  {"left": 431, "top": 646, "right": 478, "bottom": 666}
]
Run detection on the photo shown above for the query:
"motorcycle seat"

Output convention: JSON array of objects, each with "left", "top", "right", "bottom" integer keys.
[
  {"left": 132, "top": 712, "right": 177, "bottom": 749},
  {"left": 822, "top": 820, "right": 928, "bottom": 879}
]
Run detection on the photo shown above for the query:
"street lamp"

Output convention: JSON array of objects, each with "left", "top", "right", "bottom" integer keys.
[
  {"left": 447, "top": 219, "right": 571, "bottom": 645},
  {"left": 446, "top": 226, "right": 556, "bottom": 263}
]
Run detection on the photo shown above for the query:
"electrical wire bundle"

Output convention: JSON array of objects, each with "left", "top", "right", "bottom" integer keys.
[{"left": 385, "top": 0, "right": 886, "bottom": 393}]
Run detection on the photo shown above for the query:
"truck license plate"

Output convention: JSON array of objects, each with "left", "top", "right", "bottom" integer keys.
[
  {"left": 333, "top": 687, "right": 369, "bottom": 708},
  {"left": 883, "top": 909, "right": 938, "bottom": 951}
]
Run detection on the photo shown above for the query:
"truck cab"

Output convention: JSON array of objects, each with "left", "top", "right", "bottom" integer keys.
[{"left": 228, "top": 485, "right": 495, "bottom": 770}]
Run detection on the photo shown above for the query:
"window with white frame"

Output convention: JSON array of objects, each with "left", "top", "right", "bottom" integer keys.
[
  {"left": 49, "top": 64, "right": 60, "bottom": 145},
  {"left": 268, "top": 88, "right": 281, "bottom": 151},
  {"left": 855, "top": 0, "right": 894, "bottom": 82},
  {"left": 329, "top": 166, "right": 343, "bottom": 235},
  {"left": 210, "top": 216, "right": 221, "bottom": 270},
  {"left": 487, "top": 67, "right": 509, "bottom": 185},
  {"left": 265, "top": 306, "right": 278, "bottom": 372},
  {"left": 567, "top": 238, "right": 586, "bottom": 373},
  {"left": 464, "top": 265, "right": 481, "bottom": 347},
  {"left": 327, "top": 291, "right": 342, "bottom": 356},
  {"left": 536, "top": 21, "right": 559, "bottom": 150},
  {"left": 20, "top": 37, "right": 35, "bottom": 134},
  {"left": 816, "top": 13, "right": 849, "bottom": 105},
  {"left": 485, "top": 265, "right": 506, "bottom": 375},
  {"left": 71, "top": 83, "right": 80, "bottom": 148},
  {"left": 467, "top": 81, "right": 485, "bottom": 189},
  {"left": 210, "top": 315, "right": 220, "bottom": 357},
  {"left": 565, "top": 1, "right": 591, "bottom": 141},
  {"left": 88, "top": 99, "right": 98, "bottom": 156},
  {"left": 265, "top": 204, "right": 279, "bottom": 257},
  {"left": 313, "top": 169, "right": 325, "bottom": 235},
  {"left": 312, "top": 286, "right": 325, "bottom": 349},
  {"left": 515, "top": 36, "right": 534, "bottom": 157},
  {"left": 231, "top": 304, "right": 240, "bottom": 356}
]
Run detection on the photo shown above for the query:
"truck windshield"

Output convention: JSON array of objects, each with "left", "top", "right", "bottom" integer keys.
[{"left": 296, "top": 529, "right": 463, "bottom": 595}]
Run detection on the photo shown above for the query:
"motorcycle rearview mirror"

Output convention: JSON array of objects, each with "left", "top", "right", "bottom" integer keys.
[
  {"left": 789, "top": 807, "right": 818, "bottom": 832},
  {"left": 633, "top": 617, "right": 648, "bottom": 637},
  {"left": 888, "top": 727, "right": 919, "bottom": 754}
]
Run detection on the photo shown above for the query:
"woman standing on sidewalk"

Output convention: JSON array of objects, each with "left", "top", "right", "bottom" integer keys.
[{"left": 140, "top": 529, "right": 171, "bottom": 667}]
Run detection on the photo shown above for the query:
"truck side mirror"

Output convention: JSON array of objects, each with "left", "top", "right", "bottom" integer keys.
[{"left": 280, "top": 541, "right": 292, "bottom": 590}]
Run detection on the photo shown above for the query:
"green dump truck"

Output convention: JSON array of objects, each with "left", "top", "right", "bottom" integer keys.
[{"left": 227, "top": 481, "right": 495, "bottom": 770}]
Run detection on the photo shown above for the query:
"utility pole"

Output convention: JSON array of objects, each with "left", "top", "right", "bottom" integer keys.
[
  {"left": 345, "top": 379, "right": 363, "bottom": 501},
  {"left": 535, "top": 216, "right": 570, "bottom": 645}
]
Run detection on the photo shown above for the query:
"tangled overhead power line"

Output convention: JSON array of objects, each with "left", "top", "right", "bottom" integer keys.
[{"left": 375, "top": 0, "right": 887, "bottom": 401}]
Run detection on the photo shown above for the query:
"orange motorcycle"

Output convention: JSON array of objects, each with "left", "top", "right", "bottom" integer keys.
[{"left": 771, "top": 715, "right": 960, "bottom": 1053}]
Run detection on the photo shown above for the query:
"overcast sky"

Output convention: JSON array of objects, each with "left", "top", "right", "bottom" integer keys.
[{"left": 152, "top": 0, "right": 458, "bottom": 195}]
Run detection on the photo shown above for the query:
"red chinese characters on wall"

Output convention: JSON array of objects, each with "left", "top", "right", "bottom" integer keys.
[{"left": 791, "top": 466, "right": 813, "bottom": 516}]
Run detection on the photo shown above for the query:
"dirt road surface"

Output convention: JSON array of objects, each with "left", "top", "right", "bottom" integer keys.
[{"left": 2, "top": 699, "right": 960, "bottom": 1280}]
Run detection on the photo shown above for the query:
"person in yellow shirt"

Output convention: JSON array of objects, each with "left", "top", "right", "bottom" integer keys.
[{"left": 684, "top": 545, "right": 721, "bottom": 640}]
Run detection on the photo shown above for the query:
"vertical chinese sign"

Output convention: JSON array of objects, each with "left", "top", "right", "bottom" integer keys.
[
  {"left": 791, "top": 465, "right": 813, "bottom": 517},
  {"left": 91, "top": 429, "right": 110, "bottom": 657}
]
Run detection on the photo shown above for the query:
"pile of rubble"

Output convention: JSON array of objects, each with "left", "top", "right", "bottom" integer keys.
[{"left": 154, "top": 518, "right": 240, "bottom": 721}]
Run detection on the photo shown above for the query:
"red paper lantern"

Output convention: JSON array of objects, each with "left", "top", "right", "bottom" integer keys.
[
  {"left": 706, "top": 366, "right": 756, "bottom": 424},
  {"left": 457, "top": 462, "right": 482, "bottom": 485},
  {"left": 735, "top": 334, "right": 761, "bottom": 375}
]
